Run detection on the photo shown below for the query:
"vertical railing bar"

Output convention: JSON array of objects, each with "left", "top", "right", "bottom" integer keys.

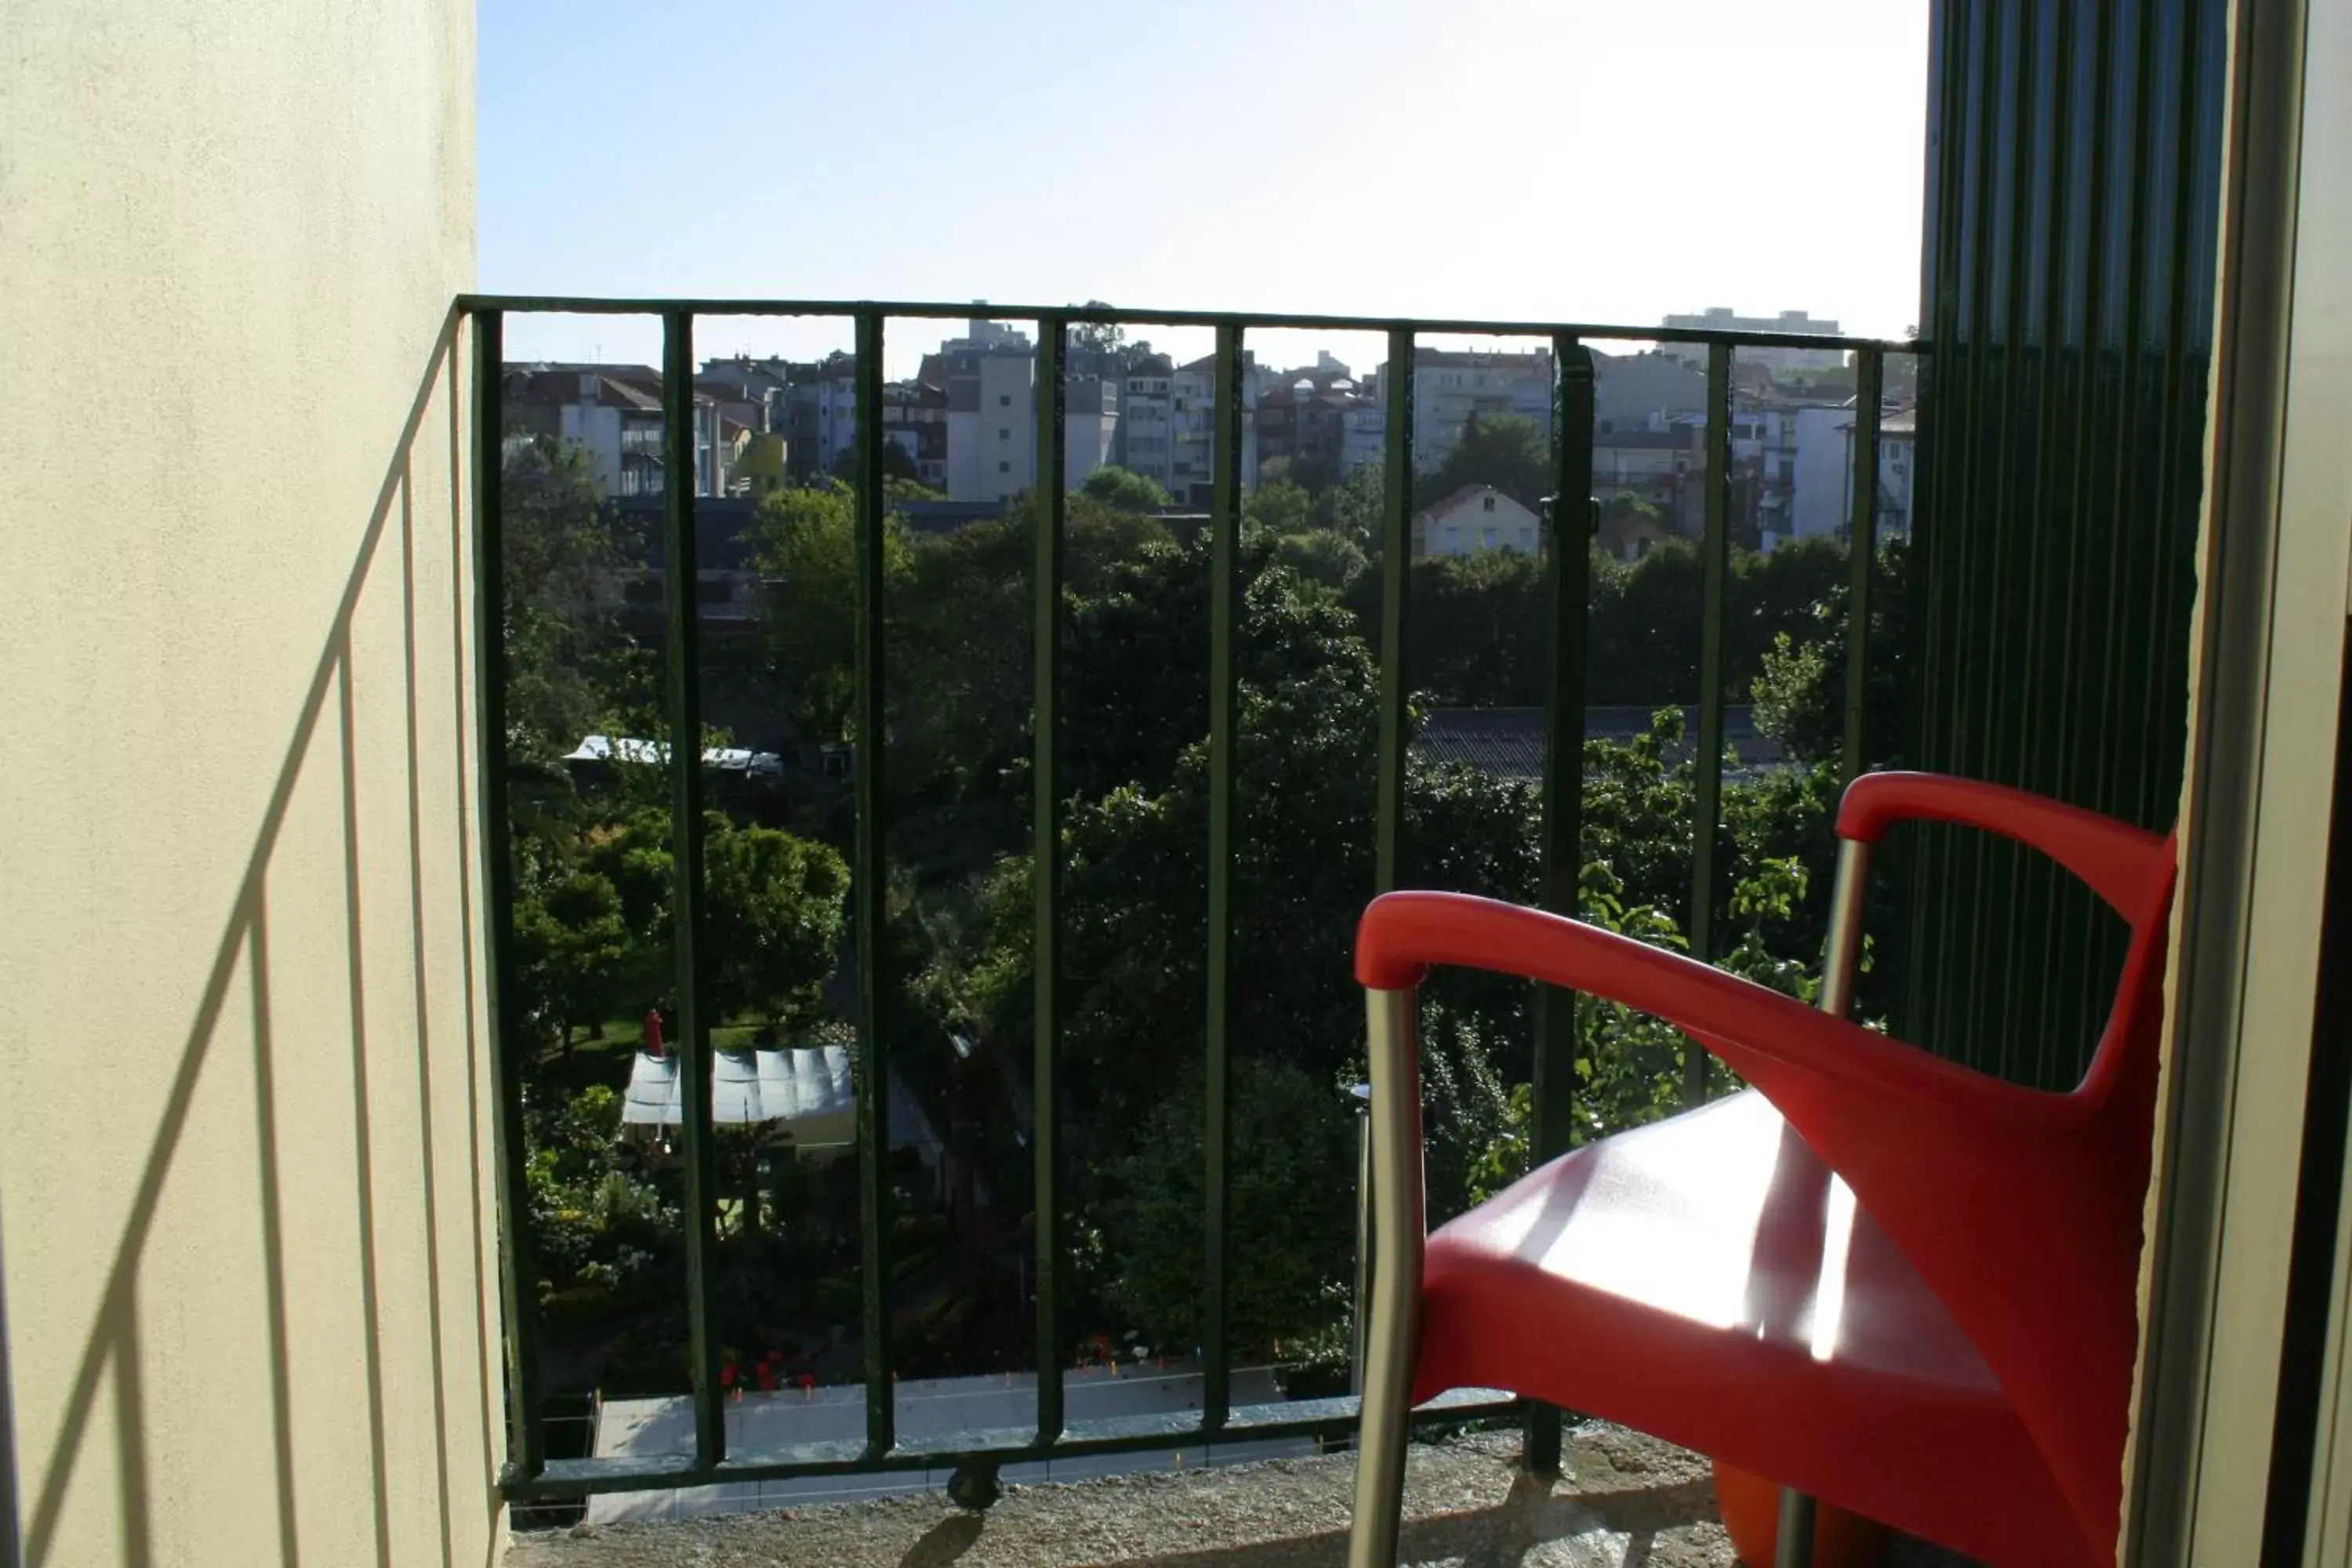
[
  {"left": 1898, "top": 0, "right": 1965, "bottom": 1047},
  {"left": 1684, "top": 341, "right": 1732, "bottom": 1109},
  {"left": 2044, "top": 0, "right": 2122, "bottom": 1076},
  {"left": 1526, "top": 336, "right": 1596, "bottom": 1476},
  {"left": 851, "top": 310, "right": 896, "bottom": 1459},
  {"left": 2076, "top": 4, "right": 2162, "bottom": 1069},
  {"left": 1203, "top": 321, "right": 1244, "bottom": 1433},
  {"left": 1916, "top": 0, "right": 2003, "bottom": 1058},
  {"left": 1033, "top": 314, "right": 1068, "bottom": 1444},
  {"left": 470, "top": 309, "right": 546, "bottom": 1482},
  {"left": 2139, "top": 0, "right": 2212, "bottom": 835},
  {"left": 1842, "top": 350, "right": 1884, "bottom": 782},
  {"left": 1946, "top": 0, "right": 2008, "bottom": 1042},
  {"left": 661, "top": 310, "right": 724, "bottom": 1471},
  {"left": 2010, "top": 0, "right": 2076, "bottom": 1091},
  {"left": 1374, "top": 326, "right": 1415, "bottom": 895},
  {"left": 1966, "top": 1, "right": 2039, "bottom": 1084}
]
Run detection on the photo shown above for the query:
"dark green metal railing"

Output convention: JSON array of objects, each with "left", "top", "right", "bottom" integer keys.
[{"left": 463, "top": 295, "right": 1911, "bottom": 1504}]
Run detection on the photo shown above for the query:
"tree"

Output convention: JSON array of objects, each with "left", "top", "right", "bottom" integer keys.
[
  {"left": 1245, "top": 478, "right": 1312, "bottom": 536},
  {"left": 1079, "top": 465, "right": 1171, "bottom": 512},
  {"left": 524, "top": 1081, "right": 684, "bottom": 1325},
  {"left": 1751, "top": 538, "right": 1913, "bottom": 766},
  {"left": 1276, "top": 529, "right": 1367, "bottom": 593},
  {"left": 500, "top": 436, "right": 642, "bottom": 760},
  {"left": 503, "top": 434, "right": 1886, "bottom": 1391},
  {"left": 1318, "top": 465, "right": 1385, "bottom": 553},
  {"left": 704, "top": 822, "right": 851, "bottom": 1025},
  {"left": 1094, "top": 1059, "right": 1357, "bottom": 1354},
  {"left": 829, "top": 437, "right": 922, "bottom": 486},
  {"left": 906, "top": 538, "right": 1547, "bottom": 1288},
  {"left": 745, "top": 481, "right": 913, "bottom": 740},
  {"left": 1371, "top": 547, "right": 1548, "bottom": 706},
  {"left": 510, "top": 867, "right": 630, "bottom": 1051},
  {"left": 1069, "top": 304, "right": 1125, "bottom": 356},
  {"left": 1417, "top": 412, "right": 1553, "bottom": 512},
  {"left": 579, "top": 808, "right": 850, "bottom": 1027}
]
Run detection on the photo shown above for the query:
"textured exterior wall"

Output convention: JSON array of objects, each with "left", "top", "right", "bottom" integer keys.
[{"left": 0, "top": 3, "right": 489, "bottom": 1565}]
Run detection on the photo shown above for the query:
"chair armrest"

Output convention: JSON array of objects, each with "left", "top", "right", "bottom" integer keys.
[
  {"left": 1837, "top": 771, "right": 2172, "bottom": 924},
  {"left": 1356, "top": 890, "right": 2067, "bottom": 1128}
]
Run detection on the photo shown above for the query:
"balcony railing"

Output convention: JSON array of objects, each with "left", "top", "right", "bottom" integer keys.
[{"left": 463, "top": 296, "right": 1912, "bottom": 1514}]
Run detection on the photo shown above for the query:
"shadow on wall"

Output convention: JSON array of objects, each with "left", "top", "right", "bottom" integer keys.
[{"left": 15, "top": 310, "right": 505, "bottom": 1568}]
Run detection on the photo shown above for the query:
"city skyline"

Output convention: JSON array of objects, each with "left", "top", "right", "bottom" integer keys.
[{"left": 481, "top": 0, "right": 1929, "bottom": 378}]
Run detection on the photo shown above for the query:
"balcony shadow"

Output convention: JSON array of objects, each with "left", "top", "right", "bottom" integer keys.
[
  {"left": 18, "top": 307, "right": 492, "bottom": 1568},
  {"left": 1116, "top": 1470, "right": 1717, "bottom": 1567},
  {"left": 897, "top": 1512, "right": 982, "bottom": 1566}
]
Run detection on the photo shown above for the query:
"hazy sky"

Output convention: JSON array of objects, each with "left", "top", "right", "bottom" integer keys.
[{"left": 481, "top": 0, "right": 1929, "bottom": 379}]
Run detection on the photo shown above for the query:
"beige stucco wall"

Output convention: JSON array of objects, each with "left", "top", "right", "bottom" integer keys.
[{"left": 0, "top": 3, "right": 492, "bottom": 1565}]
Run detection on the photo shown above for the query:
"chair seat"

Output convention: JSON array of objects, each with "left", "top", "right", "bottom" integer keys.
[{"left": 1415, "top": 1091, "right": 2085, "bottom": 1566}]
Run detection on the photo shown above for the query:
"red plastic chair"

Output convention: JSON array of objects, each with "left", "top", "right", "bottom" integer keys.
[{"left": 1347, "top": 772, "right": 2177, "bottom": 1568}]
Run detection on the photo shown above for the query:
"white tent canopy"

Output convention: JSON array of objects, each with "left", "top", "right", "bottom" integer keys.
[
  {"left": 621, "top": 1044, "right": 942, "bottom": 1167},
  {"left": 564, "top": 733, "right": 783, "bottom": 779},
  {"left": 623, "top": 1044, "right": 852, "bottom": 1145}
]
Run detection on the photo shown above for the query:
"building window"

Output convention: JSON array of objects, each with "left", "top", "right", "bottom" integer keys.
[
  {"left": 1481, "top": 495, "right": 1497, "bottom": 512},
  {"left": 1000, "top": 427, "right": 1011, "bottom": 440},
  {"left": 999, "top": 459, "right": 1011, "bottom": 473},
  {"left": 1483, "top": 527, "right": 1498, "bottom": 546},
  {"left": 1000, "top": 394, "right": 1012, "bottom": 406}
]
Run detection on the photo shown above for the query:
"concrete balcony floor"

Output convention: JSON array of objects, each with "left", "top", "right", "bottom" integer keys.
[{"left": 509, "top": 1424, "right": 1738, "bottom": 1567}]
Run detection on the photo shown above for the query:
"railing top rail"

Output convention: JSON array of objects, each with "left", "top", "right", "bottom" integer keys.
[{"left": 455, "top": 294, "right": 1918, "bottom": 354}]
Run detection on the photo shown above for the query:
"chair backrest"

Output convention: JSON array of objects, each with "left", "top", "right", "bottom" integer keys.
[{"left": 1747, "top": 805, "right": 2177, "bottom": 1563}]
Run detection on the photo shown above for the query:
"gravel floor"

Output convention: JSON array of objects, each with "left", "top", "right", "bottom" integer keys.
[{"left": 506, "top": 1425, "right": 1734, "bottom": 1568}]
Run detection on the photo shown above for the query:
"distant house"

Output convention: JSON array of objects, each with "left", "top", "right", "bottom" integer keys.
[
  {"left": 1412, "top": 485, "right": 1543, "bottom": 557},
  {"left": 503, "top": 364, "right": 723, "bottom": 498},
  {"left": 1598, "top": 500, "right": 1675, "bottom": 561},
  {"left": 1592, "top": 428, "right": 1697, "bottom": 503}
]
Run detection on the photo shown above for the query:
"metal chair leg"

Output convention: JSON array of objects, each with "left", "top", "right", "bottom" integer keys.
[
  {"left": 1769, "top": 846, "right": 1858, "bottom": 1568},
  {"left": 1776, "top": 1486, "right": 1817, "bottom": 1568},
  {"left": 1350, "top": 987, "right": 1425, "bottom": 1568},
  {"left": 1349, "top": 1308, "right": 1413, "bottom": 1568}
]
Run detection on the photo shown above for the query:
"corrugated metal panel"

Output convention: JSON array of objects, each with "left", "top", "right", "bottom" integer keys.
[{"left": 1896, "top": 0, "right": 2226, "bottom": 1086}]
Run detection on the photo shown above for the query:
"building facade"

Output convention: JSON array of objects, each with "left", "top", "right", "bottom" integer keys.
[
  {"left": 1171, "top": 351, "right": 1259, "bottom": 506},
  {"left": 1404, "top": 347, "right": 1554, "bottom": 473},
  {"left": 505, "top": 365, "right": 722, "bottom": 498},
  {"left": 1118, "top": 352, "right": 1176, "bottom": 492},
  {"left": 1787, "top": 402, "right": 1917, "bottom": 546},
  {"left": 1659, "top": 307, "right": 1846, "bottom": 374}
]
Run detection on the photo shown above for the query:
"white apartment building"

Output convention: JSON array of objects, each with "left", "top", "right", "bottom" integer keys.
[
  {"left": 949, "top": 351, "right": 1038, "bottom": 503},
  {"left": 940, "top": 330, "right": 1122, "bottom": 503},
  {"left": 811, "top": 368, "right": 859, "bottom": 478},
  {"left": 513, "top": 367, "right": 720, "bottom": 499},
  {"left": 1339, "top": 403, "right": 1386, "bottom": 478},
  {"left": 1788, "top": 403, "right": 1918, "bottom": 546},
  {"left": 1660, "top": 307, "right": 1847, "bottom": 374},
  {"left": 1120, "top": 354, "right": 1176, "bottom": 492},
  {"left": 1171, "top": 354, "right": 1259, "bottom": 506},
  {"left": 1068, "top": 378, "right": 1120, "bottom": 484},
  {"left": 1405, "top": 347, "right": 1554, "bottom": 473}
]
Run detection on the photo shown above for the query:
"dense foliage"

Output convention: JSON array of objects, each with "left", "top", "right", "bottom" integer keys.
[{"left": 499, "top": 432, "right": 1892, "bottom": 1396}]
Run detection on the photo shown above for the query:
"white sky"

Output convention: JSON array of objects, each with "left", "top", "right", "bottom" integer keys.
[{"left": 481, "top": 0, "right": 1929, "bottom": 379}]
